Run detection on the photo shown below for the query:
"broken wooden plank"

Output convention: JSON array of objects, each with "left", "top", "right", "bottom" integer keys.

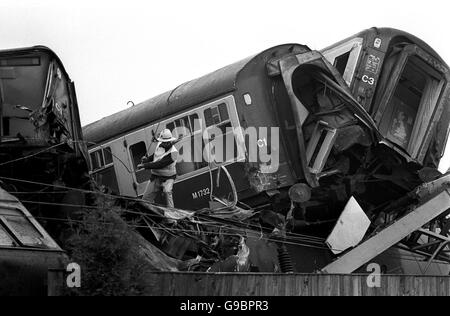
[{"left": 321, "top": 189, "right": 450, "bottom": 274}]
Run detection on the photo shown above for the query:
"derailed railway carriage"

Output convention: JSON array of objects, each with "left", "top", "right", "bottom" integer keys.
[
  {"left": 323, "top": 28, "right": 450, "bottom": 166},
  {"left": 84, "top": 28, "right": 450, "bottom": 213},
  {"left": 84, "top": 28, "right": 450, "bottom": 274},
  {"left": 0, "top": 46, "right": 88, "bottom": 294}
]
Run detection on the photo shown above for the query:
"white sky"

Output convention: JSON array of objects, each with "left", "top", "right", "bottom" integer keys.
[{"left": 0, "top": 0, "right": 449, "bottom": 172}]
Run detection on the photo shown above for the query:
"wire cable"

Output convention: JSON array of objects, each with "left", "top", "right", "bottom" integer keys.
[
  {"left": 0, "top": 169, "right": 331, "bottom": 245},
  {"left": 0, "top": 174, "right": 327, "bottom": 243},
  {"left": 0, "top": 142, "right": 66, "bottom": 167}
]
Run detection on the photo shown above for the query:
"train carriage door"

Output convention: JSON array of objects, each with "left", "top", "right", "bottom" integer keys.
[
  {"left": 124, "top": 127, "right": 155, "bottom": 197},
  {"left": 374, "top": 45, "right": 448, "bottom": 163}
]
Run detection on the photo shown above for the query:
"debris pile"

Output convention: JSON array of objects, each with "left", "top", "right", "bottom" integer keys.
[{"left": 112, "top": 172, "right": 450, "bottom": 275}]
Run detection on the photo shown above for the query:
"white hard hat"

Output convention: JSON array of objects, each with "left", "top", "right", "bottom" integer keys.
[{"left": 157, "top": 129, "right": 177, "bottom": 142}]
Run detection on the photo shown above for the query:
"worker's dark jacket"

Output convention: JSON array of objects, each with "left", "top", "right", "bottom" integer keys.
[{"left": 141, "top": 145, "right": 178, "bottom": 180}]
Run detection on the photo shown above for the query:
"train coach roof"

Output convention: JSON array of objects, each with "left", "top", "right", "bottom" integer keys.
[
  {"left": 0, "top": 45, "right": 72, "bottom": 80},
  {"left": 323, "top": 27, "right": 449, "bottom": 68},
  {"left": 83, "top": 44, "right": 309, "bottom": 146}
]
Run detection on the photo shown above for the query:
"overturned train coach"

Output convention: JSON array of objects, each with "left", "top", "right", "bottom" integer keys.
[{"left": 84, "top": 27, "right": 450, "bottom": 274}]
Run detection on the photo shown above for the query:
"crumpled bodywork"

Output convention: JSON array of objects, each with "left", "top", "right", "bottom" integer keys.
[
  {"left": 29, "top": 60, "right": 76, "bottom": 145},
  {"left": 275, "top": 51, "right": 380, "bottom": 187},
  {"left": 0, "top": 47, "right": 84, "bottom": 150},
  {"left": 128, "top": 49, "right": 450, "bottom": 274},
  {"left": 266, "top": 50, "right": 441, "bottom": 225},
  {"left": 0, "top": 47, "right": 90, "bottom": 242}
]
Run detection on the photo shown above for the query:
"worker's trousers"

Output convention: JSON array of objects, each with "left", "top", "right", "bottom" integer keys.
[{"left": 142, "top": 177, "right": 175, "bottom": 208}]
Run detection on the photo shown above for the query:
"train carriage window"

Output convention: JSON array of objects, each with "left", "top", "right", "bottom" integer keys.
[
  {"left": 89, "top": 147, "right": 113, "bottom": 172},
  {"left": 103, "top": 147, "right": 113, "bottom": 165},
  {"left": 175, "top": 116, "right": 191, "bottom": 137},
  {"left": 323, "top": 38, "right": 363, "bottom": 86},
  {"left": 90, "top": 147, "right": 113, "bottom": 172},
  {"left": 189, "top": 113, "right": 201, "bottom": 132},
  {"left": 204, "top": 103, "right": 239, "bottom": 163},
  {"left": 0, "top": 209, "right": 46, "bottom": 247},
  {"left": 162, "top": 102, "right": 237, "bottom": 177},
  {"left": 175, "top": 116, "right": 190, "bottom": 130},
  {"left": 129, "top": 141, "right": 153, "bottom": 184},
  {"left": 176, "top": 133, "right": 209, "bottom": 176},
  {"left": 0, "top": 224, "right": 14, "bottom": 246},
  {"left": 204, "top": 108, "right": 213, "bottom": 127},
  {"left": 218, "top": 103, "right": 229, "bottom": 121},
  {"left": 207, "top": 125, "right": 240, "bottom": 163},
  {"left": 166, "top": 122, "right": 176, "bottom": 134},
  {"left": 167, "top": 116, "right": 192, "bottom": 138},
  {"left": 204, "top": 103, "right": 229, "bottom": 127},
  {"left": 93, "top": 165, "right": 120, "bottom": 194},
  {"left": 211, "top": 107, "right": 221, "bottom": 124},
  {"left": 334, "top": 52, "right": 351, "bottom": 77},
  {"left": 89, "top": 152, "right": 98, "bottom": 170},
  {"left": 380, "top": 55, "right": 443, "bottom": 153},
  {"left": 167, "top": 114, "right": 202, "bottom": 140},
  {"left": 90, "top": 149, "right": 104, "bottom": 171},
  {"left": 169, "top": 112, "right": 207, "bottom": 177},
  {"left": 129, "top": 142, "right": 147, "bottom": 170},
  {"left": 384, "top": 62, "right": 425, "bottom": 148}
]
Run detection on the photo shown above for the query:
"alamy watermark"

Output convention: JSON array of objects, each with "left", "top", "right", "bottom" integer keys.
[
  {"left": 66, "top": 262, "right": 81, "bottom": 288},
  {"left": 366, "top": 263, "right": 382, "bottom": 288},
  {"left": 169, "top": 120, "right": 280, "bottom": 173}
]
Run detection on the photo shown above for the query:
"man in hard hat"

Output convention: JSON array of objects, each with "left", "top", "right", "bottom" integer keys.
[{"left": 138, "top": 129, "right": 179, "bottom": 208}]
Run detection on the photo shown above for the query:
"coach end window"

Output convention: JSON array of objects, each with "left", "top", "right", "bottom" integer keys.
[
  {"left": 377, "top": 50, "right": 445, "bottom": 159},
  {"left": 323, "top": 38, "right": 363, "bottom": 87}
]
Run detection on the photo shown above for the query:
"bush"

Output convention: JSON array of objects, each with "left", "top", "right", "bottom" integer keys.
[{"left": 65, "top": 207, "right": 150, "bottom": 296}]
